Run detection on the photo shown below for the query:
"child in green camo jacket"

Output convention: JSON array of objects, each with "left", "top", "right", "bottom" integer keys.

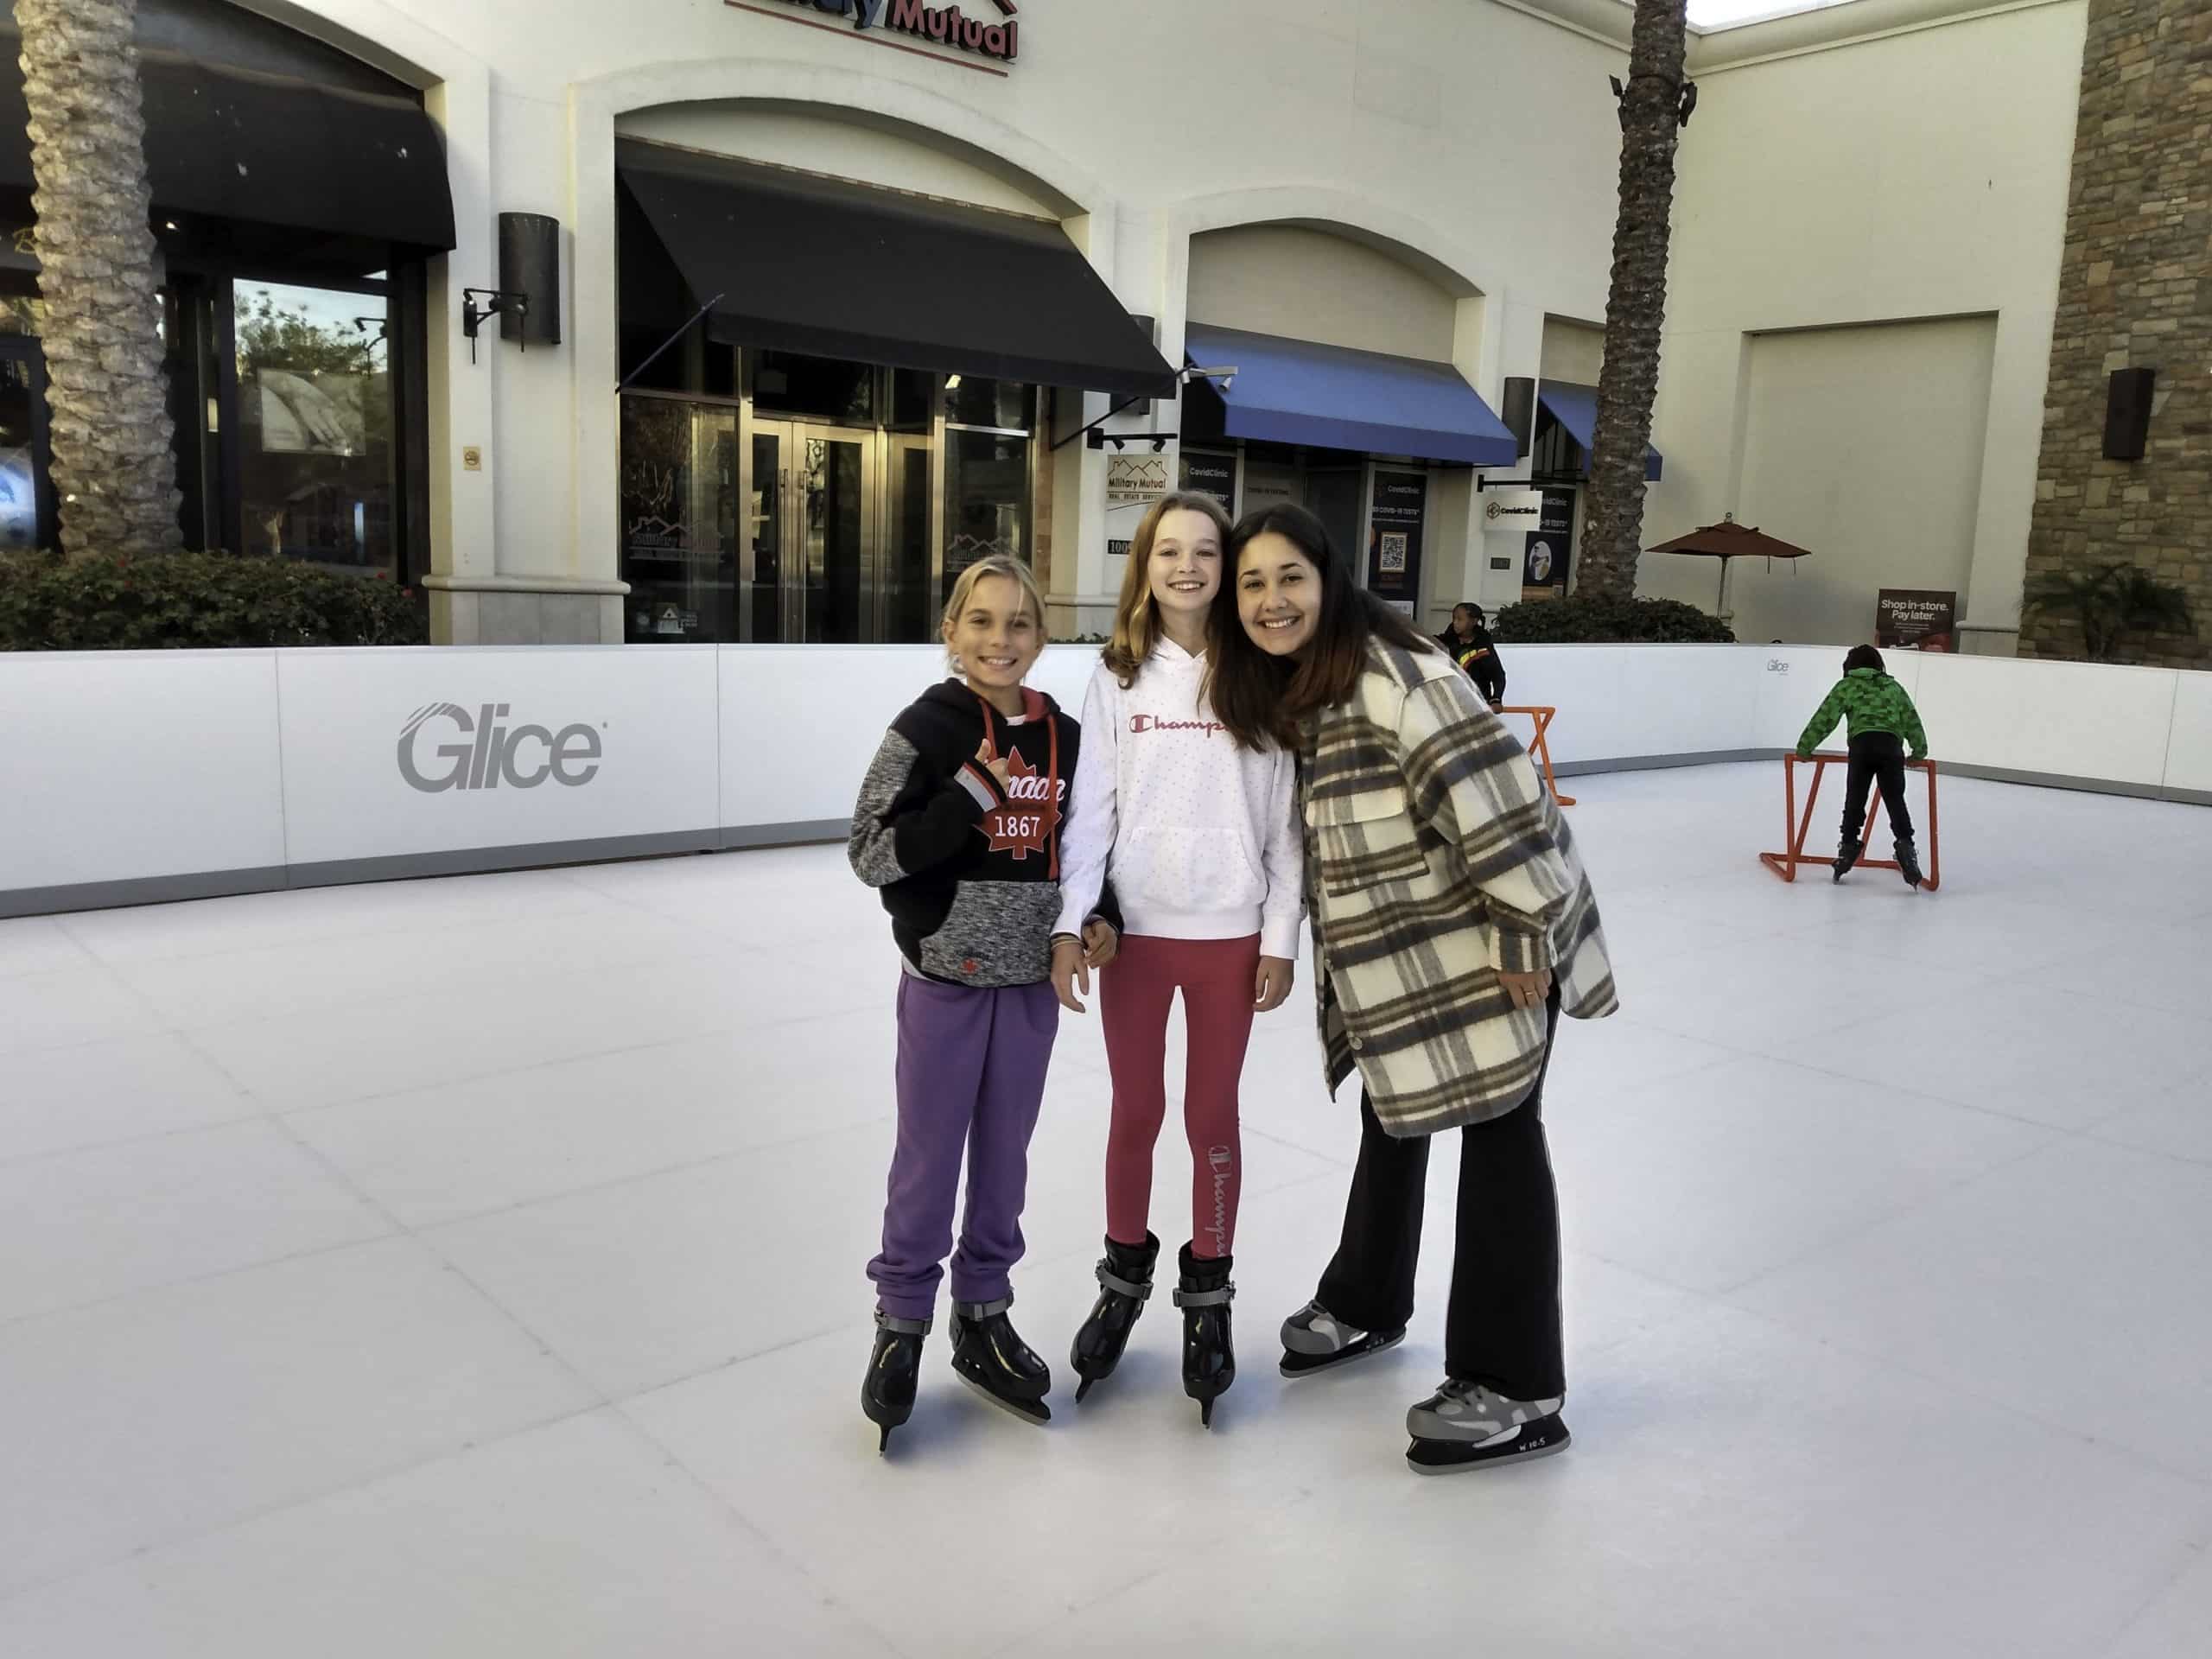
[{"left": 1796, "top": 645, "right": 1931, "bottom": 887}]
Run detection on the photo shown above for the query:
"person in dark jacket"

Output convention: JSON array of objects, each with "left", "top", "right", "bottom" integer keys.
[
  {"left": 847, "top": 555, "right": 1118, "bottom": 1450},
  {"left": 1796, "top": 643, "right": 1932, "bottom": 887},
  {"left": 1437, "top": 603, "right": 1507, "bottom": 705}
]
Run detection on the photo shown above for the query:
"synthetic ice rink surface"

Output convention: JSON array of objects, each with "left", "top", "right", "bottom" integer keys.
[{"left": 1, "top": 761, "right": 2208, "bottom": 1657}]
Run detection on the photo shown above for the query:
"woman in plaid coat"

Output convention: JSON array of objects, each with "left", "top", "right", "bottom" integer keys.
[{"left": 1207, "top": 504, "right": 1618, "bottom": 1475}]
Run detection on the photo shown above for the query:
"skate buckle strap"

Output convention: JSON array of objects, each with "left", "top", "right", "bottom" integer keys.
[
  {"left": 874, "top": 1311, "right": 932, "bottom": 1336},
  {"left": 1096, "top": 1265, "right": 1154, "bottom": 1300},
  {"left": 1173, "top": 1282, "right": 1235, "bottom": 1309},
  {"left": 952, "top": 1296, "right": 1014, "bottom": 1319}
]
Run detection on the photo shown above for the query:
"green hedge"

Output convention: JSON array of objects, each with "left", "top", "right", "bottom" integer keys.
[
  {"left": 0, "top": 550, "right": 429, "bottom": 650},
  {"left": 1491, "top": 594, "right": 1736, "bottom": 645}
]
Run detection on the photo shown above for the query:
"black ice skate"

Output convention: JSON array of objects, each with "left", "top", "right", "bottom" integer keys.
[
  {"left": 949, "top": 1298, "right": 1052, "bottom": 1427},
  {"left": 1894, "top": 836, "right": 1923, "bottom": 889},
  {"left": 1832, "top": 836, "right": 1862, "bottom": 883},
  {"left": 1070, "top": 1232, "right": 1158, "bottom": 1403},
  {"left": 861, "top": 1311, "right": 929, "bottom": 1453},
  {"left": 1174, "top": 1244, "right": 1236, "bottom": 1427}
]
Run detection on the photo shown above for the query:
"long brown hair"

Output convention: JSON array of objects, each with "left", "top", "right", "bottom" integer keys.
[
  {"left": 1102, "top": 491, "right": 1234, "bottom": 687},
  {"left": 1205, "top": 502, "right": 1436, "bottom": 751}
]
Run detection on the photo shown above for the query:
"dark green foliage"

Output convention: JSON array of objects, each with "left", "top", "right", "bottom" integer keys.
[
  {"left": 1490, "top": 594, "right": 1736, "bottom": 645},
  {"left": 0, "top": 550, "right": 429, "bottom": 650}
]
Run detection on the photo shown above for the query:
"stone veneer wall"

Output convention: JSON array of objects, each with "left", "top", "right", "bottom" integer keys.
[{"left": 2022, "top": 0, "right": 2209, "bottom": 667}]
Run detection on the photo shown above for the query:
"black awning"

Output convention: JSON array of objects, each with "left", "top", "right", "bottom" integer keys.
[
  {"left": 0, "top": 52, "right": 454, "bottom": 257},
  {"left": 619, "top": 143, "right": 1174, "bottom": 399}
]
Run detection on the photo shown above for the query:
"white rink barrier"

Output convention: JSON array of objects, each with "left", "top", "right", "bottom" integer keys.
[{"left": 3, "top": 642, "right": 2206, "bottom": 917}]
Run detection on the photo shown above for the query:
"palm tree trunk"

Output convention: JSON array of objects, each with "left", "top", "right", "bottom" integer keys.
[
  {"left": 1576, "top": 0, "right": 1691, "bottom": 602},
  {"left": 17, "top": 0, "right": 182, "bottom": 558}
]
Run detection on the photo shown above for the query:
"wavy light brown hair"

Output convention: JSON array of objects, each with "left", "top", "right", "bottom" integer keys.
[
  {"left": 1101, "top": 491, "right": 1235, "bottom": 688},
  {"left": 1205, "top": 502, "right": 1436, "bottom": 751}
]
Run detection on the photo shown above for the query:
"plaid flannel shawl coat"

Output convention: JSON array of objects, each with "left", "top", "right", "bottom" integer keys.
[{"left": 1302, "top": 641, "right": 1618, "bottom": 1135}]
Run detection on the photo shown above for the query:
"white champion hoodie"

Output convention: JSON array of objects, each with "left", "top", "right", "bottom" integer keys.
[{"left": 1054, "top": 639, "right": 1302, "bottom": 958}]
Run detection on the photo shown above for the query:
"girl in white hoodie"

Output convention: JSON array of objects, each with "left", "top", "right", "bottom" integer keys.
[{"left": 1051, "top": 490, "right": 1301, "bottom": 1425}]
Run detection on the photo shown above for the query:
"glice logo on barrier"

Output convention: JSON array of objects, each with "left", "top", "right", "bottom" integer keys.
[{"left": 397, "top": 702, "right": 604, "bottom": 792}]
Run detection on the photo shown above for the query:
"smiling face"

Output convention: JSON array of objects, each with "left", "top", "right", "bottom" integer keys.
[
  {"left": 1236, "top": 531, "right": 1322, "bottom": 658},
  {"left": 943, "top": 572, "right": 1043, "bottom": 696},
  {"left": 1147, "top": 507, "right": 1224, "bottom": 628}
]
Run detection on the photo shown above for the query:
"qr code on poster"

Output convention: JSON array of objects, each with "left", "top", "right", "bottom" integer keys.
[{"left": 1378, "top": 531, "right": 1408, "bottom": 573}]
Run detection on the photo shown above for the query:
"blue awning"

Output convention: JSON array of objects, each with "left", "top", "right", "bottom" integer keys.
[
  {"left": 1184, "top": 324, "right": 1518, "bottom": 466},
  {"left": 1535, "top": 381, "right": 1663, "bottom": 481}
]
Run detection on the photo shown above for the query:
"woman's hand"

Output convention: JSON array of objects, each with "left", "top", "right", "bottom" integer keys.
[
  {"left": 1050, "top": 936, "right": 1091, "bottom": 1014},
  {"left": 1499, "top": 968, "right": 1553, "bottom": 1011},
  {"left": 1254, "top": 954, "right": 1296, "bottom": 1013}
]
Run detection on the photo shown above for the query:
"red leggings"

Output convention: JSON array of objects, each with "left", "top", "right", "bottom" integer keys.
[{"left": 1099, "top": 934, "right": 1260, "bottom": 1259}]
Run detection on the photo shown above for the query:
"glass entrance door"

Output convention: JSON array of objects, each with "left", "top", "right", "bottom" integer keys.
[
  {"left": 620, "top": 394, "right": 739, "bottom": 642},
  {"left": 751, "top": 421, "right": 880, "bottom": 643}
]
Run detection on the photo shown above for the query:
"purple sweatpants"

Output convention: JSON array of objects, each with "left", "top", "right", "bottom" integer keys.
[{"left": 868, "top": 974, "right": 1060, "bottom": 1322}]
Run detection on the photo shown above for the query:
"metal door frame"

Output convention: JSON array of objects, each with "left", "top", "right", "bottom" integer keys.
[{"left": 747, "top": 416, "right": 884, "bottom": 642}]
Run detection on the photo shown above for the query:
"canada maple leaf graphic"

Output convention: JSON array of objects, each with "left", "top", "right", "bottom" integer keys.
[{"left": 979, "top": 747, "right": 1059, "bottom": 861}]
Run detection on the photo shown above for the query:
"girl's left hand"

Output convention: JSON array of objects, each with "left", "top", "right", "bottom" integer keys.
[
  {"left": 1081, "top": 919, "right": 1119, "bottom": 969},
  {"left": 1254, "top": 955, "right": 1296, "bottom": 1013}
]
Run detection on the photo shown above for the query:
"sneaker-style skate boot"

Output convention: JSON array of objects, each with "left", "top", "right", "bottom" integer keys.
[
  {"left": 1405, "top": 1378, "right": 1570, "bottom": 1475},
  {"left": 1278, "top": 1300, "right": 1408, "bottom": 1378}
]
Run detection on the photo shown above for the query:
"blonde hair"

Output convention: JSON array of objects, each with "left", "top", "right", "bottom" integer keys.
[
  {"left": 1102, "top": 491, "right": 1234, "bottom": 687},
  {"left": 942, "top": 555, "right": 1049, "bottom": 670}
]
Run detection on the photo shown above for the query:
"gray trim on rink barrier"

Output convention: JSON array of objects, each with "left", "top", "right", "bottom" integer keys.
[
  {"left": 0, "top": 867, "right": 290, "bottom": 920},
  {"left": 295, "top": 830, "right": 721, "bottom": 887},
  {"left": 1550, "top": 748, "right": 1774, "bottom": 777},
  {"left": 0, "top": 831, "right": 718, "bottom": 920},
  {"left": 721, "top": 818, "right": 851, "bottom": 850},
  {"left": 1934, "top": 761, "right": 2212, "bottom": 806}
]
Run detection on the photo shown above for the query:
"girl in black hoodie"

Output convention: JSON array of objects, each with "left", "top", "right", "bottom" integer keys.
[{"left": 847, "top": 555, "right": 1116, "bottom": 1449}]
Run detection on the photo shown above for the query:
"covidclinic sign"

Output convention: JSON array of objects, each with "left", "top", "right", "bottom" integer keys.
[
  {"left": 278, "top": 650, "right": 721, "bottom": 867},
  {"left": 743, "top": 0, "right": 1020, "bottom": 69}
]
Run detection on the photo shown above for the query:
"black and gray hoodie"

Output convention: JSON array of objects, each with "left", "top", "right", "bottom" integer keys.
[{"left": 849, "top": 679, "right": 1117, "bottom": 988}]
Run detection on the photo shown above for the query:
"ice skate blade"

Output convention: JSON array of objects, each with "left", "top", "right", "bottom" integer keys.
[
  {"left": 955, "top": 1370, "right": 1052, "bottom": 1427},
  {"left": 1278, "top": 1326, "right": 1406, "bottom": 1379},
  {"left": 1406, "top": 1419, "right": 1570, "bottom": 1475},
  {"left": 1073, "top": 1376, "right": 1095, "bottom": 1403}
]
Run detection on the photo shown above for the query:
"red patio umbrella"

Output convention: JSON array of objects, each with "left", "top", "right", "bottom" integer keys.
[{"left": 1645, "top": 514, "right": 1813, "bottom": 625}]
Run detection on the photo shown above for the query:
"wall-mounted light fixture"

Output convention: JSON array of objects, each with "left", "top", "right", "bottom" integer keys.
[{"left": 461, "top": 213, "right": 563, "bottom": 365}]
